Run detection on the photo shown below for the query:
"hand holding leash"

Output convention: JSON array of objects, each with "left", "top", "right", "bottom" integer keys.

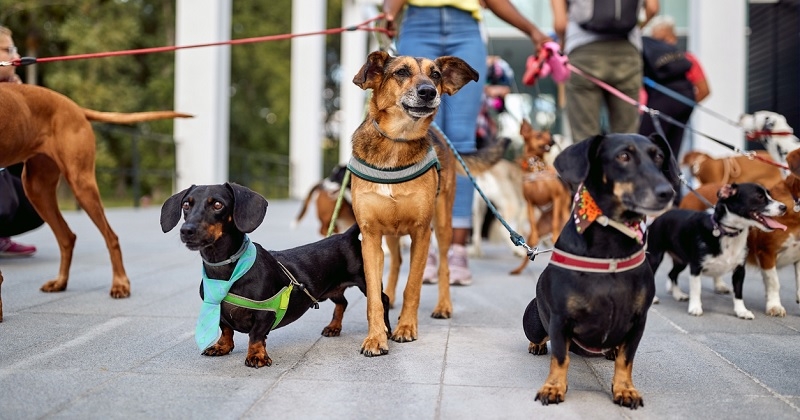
[{"left": 522, "top": 41, "right": 570, "bottom": 86}]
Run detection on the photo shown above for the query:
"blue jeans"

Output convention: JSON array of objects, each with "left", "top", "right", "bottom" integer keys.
[{"left": 397, "top": 6, "right": 486, "bottom": 229}]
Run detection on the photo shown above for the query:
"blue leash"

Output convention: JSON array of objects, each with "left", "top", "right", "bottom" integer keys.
[{"left": 431, "top": 122, "right": 551, "bottom": 261}]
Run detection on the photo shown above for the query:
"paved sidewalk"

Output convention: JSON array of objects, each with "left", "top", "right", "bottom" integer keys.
[{"left": 1, "top": 200, "right": 799, "bottom": 419}]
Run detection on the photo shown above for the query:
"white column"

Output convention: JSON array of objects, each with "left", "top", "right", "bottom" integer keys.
[
  {"left": 688, "top": 0, "right": 747, "bottom": 157},
  {"left": 289, "top": 0, "right": 326, "bottom": 198},
  {"left": 173, "top": 0, "right": 231, "bottom": 190},
  {"left": 339, "top": 0, "right": 375, "bottom": 164}
]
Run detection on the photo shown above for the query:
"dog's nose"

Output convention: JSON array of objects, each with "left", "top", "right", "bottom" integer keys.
[
  {"left": 180, "top": 223, "right": 197, "bottom": 237},
  {"left": 417, "top": 84, "right": 437, "bottom": 102},
  {"left": 654, "top": 183, "right": 675, "bottom": 203}
]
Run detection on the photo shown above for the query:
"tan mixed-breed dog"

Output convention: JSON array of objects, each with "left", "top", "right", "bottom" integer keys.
[
  {"left": 0, "top": 83, "right": 190, "bottom": 298},
  {"left": 682, "top": 150, "right": 783, "bottom": 188},
  {"left": 510, "top": 120, "right": 571, "bottom": 275},
  {"left": 349, "top": 51, "right": 502, "bottom": 356}
]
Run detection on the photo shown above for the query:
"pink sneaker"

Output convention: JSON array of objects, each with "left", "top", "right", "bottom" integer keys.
[
  {"left": 0, "top": 237, "right": 36, "bottom": 257},
  {"left": 448, "top": 244, "right": 472, "bottom": 286},
  {"left": 422, "top": 249, "right": 438, "bottom": 284}
]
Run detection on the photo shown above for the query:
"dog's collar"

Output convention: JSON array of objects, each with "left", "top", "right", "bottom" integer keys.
[
  {"left": 710, "top": 213, "right": 743, "bottom": 237},
  {"left": 347, "top": 146, "right": 440, "bottom": 184},
  {"left": 549, "top": 247, "right": 647, "bottom": 274},
  {"left": 223, "top": 260, "right": 320, "bottom": 330},
  {"left": 371, "top": 119, "right": 417, "bottom": 142},
  {"left": 202, "top": 236, "right": 251, "bottom": 267},
  {"left": 573, "top": 184, "right": 645, "bottom": 244}
]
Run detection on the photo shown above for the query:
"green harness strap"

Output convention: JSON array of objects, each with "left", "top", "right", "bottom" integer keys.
[{"left": 223, "top": 285, "right": 293, "bottom": 330}]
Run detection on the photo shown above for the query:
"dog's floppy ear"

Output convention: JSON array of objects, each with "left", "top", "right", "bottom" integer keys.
[
  {"left": 647, "top": 133, "right": 682, "bottom": 187},
  {"left": 225, "top": 182, "right": 268, "bottom": 233},
  {"left": 160, "top": 185, "right": 196, "bottom": 233},
  {"left": 435, "top": 56, "right": 479, "bottom": 96},
  {"left": 353, "top": 50, "right": 392, "bottom": 90},
  {"left": 718, "top": 183, "right": 738, "bottom": 200},
  {"left": 554, "top": 135, "right": 603, "bottom": 185}
]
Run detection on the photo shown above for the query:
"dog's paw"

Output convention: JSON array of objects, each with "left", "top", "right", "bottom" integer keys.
[
  {"left": 202, "top": 343, "right": 234, "bottom": 357},
  {"left": 528, "top": 342, "right": 548, "bottom": 355},
  {"left": 109, "top": 283, "right": 131, "bottom": 299},
  {"left": 321, "top": 326, "right": 342, "bottom": 337},
  {"left": 652, "top": 296, "right": 660, "bottom": 304},
  {"left": 391, "top": 324, "right": 418, "bottom": 343},
  {"left": 431, "top": 305, "right": 452, "bottom": 319},
  {"left": 612, "top": 385, "right": 644, "bottom": 409},
  {"left": 671, "top": 288, "right": 689, "bottom": 302},
  {"left": 736, "top": 310, "right": 755, "bottom": 320},
  {"left": 245, "top": 354, "right": 272, "bottom": 368},
  {"left": 766, "top": 304, "right": 787, "bottom": 317},
  {"left": 535, "top": 383, "right": 567, "bottom": 406},
  {"left": 39, "top": 279, "right": 67, "bottom": 293},
  {"left": 688, "top": 303, "right": 704, "bottom": 316},
  {"left": 360, "top": 336, "right": 390, "bottom": 357}
]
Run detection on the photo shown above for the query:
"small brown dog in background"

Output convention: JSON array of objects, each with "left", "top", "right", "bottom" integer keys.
[
  {"left": 293, "top": 165, "right": 356, "bottom": 237},
  {"left": 510, "top": 120, "right": 571, "bottom": 275},
  {"left": 682, "top": 150, "right": 783, "bottom": 188}
]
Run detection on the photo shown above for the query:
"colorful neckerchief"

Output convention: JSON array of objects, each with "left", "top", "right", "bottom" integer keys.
[
  {"left": 572, "top": 185, "right": 644, "bottom": 245},
  {"left": 195, "top": 237, "right": 257, "bottom": 352}
]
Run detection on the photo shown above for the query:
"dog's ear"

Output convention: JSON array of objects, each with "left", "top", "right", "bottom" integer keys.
[
  {"left": 435, "top": 56, "right": 479, "bottom": 96},
  {"left": 554, "top": 135, "right": 603, "bottom": 185},
  {"left": 520, "top": 119, "right": 533, "bottom": 138},
  {"left": 718, "top": 183, "right": 738, "bottom": 200},
  {"left": 160, "top": 185, "right": 196, "bottom": 233},
  {"left": 225, "top": 182, "right": 268, "bottom": 233},
  {"left": 353, "top": 50, "right": 392, "bottom": 90},
  {"left": 647, "top": 133, "right": 681, "bottom": 187}
]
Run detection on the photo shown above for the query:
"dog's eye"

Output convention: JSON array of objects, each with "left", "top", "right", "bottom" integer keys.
[
  {"left": 212, "top": 201, "right": 224, "bottom": 211},
  {"left": 430, "top": 70, "right": 441, "bottom": 81},
  {"left": 617, "top": 152, "right": 631, "bottom": 163},
  {"left": 396, "top": 68, "right": 411, "bottom": 78}
]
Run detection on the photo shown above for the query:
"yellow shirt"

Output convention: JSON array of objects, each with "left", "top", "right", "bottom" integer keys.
[{"left": 407, "top": 0, "right": 483, "bottom": 20}]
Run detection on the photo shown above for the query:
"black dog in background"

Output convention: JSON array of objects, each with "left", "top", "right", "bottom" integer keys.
[
  {"left": 523, "top": 133, "right": 680, "bottom": 409},
  {"left": 647, "top": 183, "right": 786, "bottom": 319},
  {"left": 161, "top": 182, "right": 390, "bottom": 368}
]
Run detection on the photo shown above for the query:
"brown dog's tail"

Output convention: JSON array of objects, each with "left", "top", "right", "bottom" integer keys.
[
  {"left": 291, "top": 182, "right": 322, "bottom": 229},
  {"left": 456, "top": 137, "right": 511, "bottom": 177},
  {"left": 83, "top": 109, "right": 193, "bottom": 124}
]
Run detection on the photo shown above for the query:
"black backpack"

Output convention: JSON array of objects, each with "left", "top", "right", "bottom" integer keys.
[
  {"left": 571, "top": 0, "right": 641, "bottom": 36},
  {"left": 641, "top": 37, "right": 693, "bottom": 83}
]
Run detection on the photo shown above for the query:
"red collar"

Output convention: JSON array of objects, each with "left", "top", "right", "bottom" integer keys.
[
  {"left": 745, "top": 130, "right": 794, "bottom": 140},
  {"left": 548, "top": 247, "right": 646, "bottom": 273}
]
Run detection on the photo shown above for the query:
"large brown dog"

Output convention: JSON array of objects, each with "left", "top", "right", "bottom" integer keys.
[
  {"left": 349, "top": 51, "right": 501, "bottom": 356},
  {"left": 682, "top": 150, "right": 783, "bottom": 188},
  {"left": 510, "top": 120, "right": 571, "bottom": 275},
  {"left": 0, "top": 83, "right": 190, "bottom": 298}
]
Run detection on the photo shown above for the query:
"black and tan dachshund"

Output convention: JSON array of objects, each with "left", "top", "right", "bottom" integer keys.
[
  {"left": 523, "top": 133, "right": 680, "bottom": 408},
  {"left": 160, "top": 182, "right": 391, "bottom": 368}
]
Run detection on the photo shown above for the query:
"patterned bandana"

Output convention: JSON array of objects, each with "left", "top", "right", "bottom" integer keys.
[
  {"left": 572, "top": 185, "right": 644, "bottom": 245},
  {"left": 195, "top": 237, "right": 257, "bottom": 352}
]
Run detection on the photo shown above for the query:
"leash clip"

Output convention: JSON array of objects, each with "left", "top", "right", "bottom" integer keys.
[{"left": 523, "top": 243, "right": 553, "bottom": 262}]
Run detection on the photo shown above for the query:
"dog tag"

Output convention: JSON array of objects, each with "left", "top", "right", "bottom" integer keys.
[
  {"left": 712, "top": 227, "right": 721, "bottom": 237},
  {"left": 794, "top": 202, "right": 800, "bottom": 213}
]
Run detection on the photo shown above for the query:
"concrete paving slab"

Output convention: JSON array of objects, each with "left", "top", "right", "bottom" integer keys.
[{"left": 1, "top": 201, "right": 800, "bottom": 419}]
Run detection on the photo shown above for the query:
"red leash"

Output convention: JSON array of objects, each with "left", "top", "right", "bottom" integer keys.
[{"left": 4, "top": 15, "right": 388, "bottom": 67}]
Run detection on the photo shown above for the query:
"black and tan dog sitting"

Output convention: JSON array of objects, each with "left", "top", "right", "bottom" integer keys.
[
  {"left": 160, "top": 182, "right": 390, "bottom": 368},
  {"left": 523, "top": 133, "right": 680, "bottom": 408}
]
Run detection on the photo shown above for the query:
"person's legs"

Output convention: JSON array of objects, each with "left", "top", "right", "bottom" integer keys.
[
  {"left": 602, "top": 40, "right": 642, "bottom": 134},
  {"left": 565, "top": 45, "right": 605, "bottom": 142}
]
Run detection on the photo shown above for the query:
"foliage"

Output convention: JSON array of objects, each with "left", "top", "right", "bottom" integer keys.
[{"left": 1, "top": 0, "right": 344, "bottom": 204}]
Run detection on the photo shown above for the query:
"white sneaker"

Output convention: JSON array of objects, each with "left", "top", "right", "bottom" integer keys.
[{"left": 448, "top": 244, "right": 472, "bottom": 286}]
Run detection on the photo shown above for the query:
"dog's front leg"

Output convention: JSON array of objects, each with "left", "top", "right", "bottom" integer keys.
[
  {"left": 760, "top": 266, "right": 787, "bottom": 316},
  {"left": 245, "top": 322, "right": 273, "bottom": 368},
  {"left": 322, "top": 294, "right": 348, "bottom": 337},
  {"left": 731, "top": 265, "right": 755, "bottom": 319},
  {"left": 535, "top": 317, "right": 569, "bottom": 405},
  {"left": 360, "top": 231, "right": 390, "bottom": 356},
  {"left": 393, "top": 228, "right": 433, "bottom": 342},
  {"left": 611, "top": 341, "right": 644, "bottom": 409},
  {"left": 687, "top": 273, "right": 704, "bottom": 316},
  {"left": 202, "top": 324, "right": 235, "bottom": 356},
  {"left": 384, "top": 235, "right": 402, "bottom": 308}
]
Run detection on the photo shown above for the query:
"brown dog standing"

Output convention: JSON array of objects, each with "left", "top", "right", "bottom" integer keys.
[
  {"left": 0, "top": 83, "right": 190, "bottom": 298},
  {"left": 349, "top": 51, "right": 503, "bottom": 356},
  {"left": 510, "top": 121, "right": 571, "bottom": 275},
  {"left": 682, "top": 150, "right": 782, "bottom": 188}
]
